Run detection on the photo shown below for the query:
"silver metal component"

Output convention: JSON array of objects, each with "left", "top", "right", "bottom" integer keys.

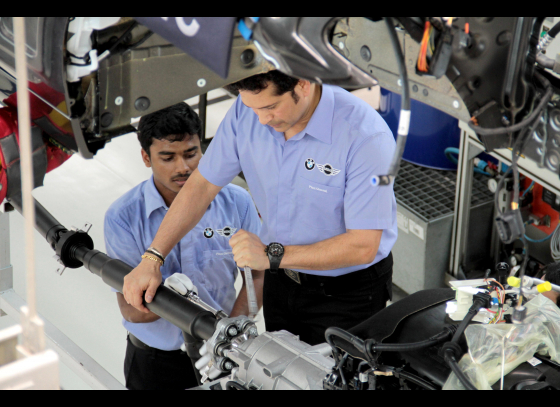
[
  {"left": 186, "top": 293, "right": 227, "bottom": 320},
  {"left": 537, "top": 33, "right": 554, "bottom": 52},
  {"left": 200, "top": 372, "right": 209, "bottom": 383},
  {"left": 114, "top": 96, "right": 123, "bottom": 106},
  {"left": 453, "top": 100, "right": 460, "bottom": 109},
  {"left": 198, "top": 316, "right": 258, "bottom": 381},
  {"left": 227, "top": 326, "right": 238, "bottom": 337},
  {"left": 197, "top": 78, "right": 206, "bottom": 87},
  {"left": 224, "top": 361, "right": 234, "bottom": 371},
  {"left": 248, "top": 327, "right": 258, "bottom": 337},
  {"left": 207, "top": 331, "right": 335, "bottom": 390},
  {"left": 243, "top": 267, "right": 258, "bottom": 320}
]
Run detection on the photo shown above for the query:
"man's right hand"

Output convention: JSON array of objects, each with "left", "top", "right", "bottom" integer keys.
[{"left": 123, "top": 258, "right": 162, "bottom": 313}]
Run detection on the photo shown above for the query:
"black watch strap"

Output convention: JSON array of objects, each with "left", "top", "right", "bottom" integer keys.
[{"left": 266, "top": 242, "right": 284, "bottom": 270}]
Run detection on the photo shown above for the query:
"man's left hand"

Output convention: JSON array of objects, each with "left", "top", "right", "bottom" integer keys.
[{"left": 229, "top": 229, "right": 269, "bottom": 270}]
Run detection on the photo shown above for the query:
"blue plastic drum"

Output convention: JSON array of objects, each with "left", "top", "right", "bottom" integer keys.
[{"left": 379, "top": 87, "right": 460, "bottom": 171}]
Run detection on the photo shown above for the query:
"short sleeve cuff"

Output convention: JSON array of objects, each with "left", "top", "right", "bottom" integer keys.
[
  {"left": 198, "top": 159, "right": 231, "bottom": 188},
  {"left": 346, "top": 219, "right": 393, "bottom": 230}
]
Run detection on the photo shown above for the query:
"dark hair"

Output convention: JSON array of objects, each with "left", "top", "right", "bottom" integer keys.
[
  {"left": 544, "top": 262, "right": 560, "bottom": 286},
  {"left": 137, "top": 102, "right": 201, "bottom": 155},
  {"left": 225, "top": 70, "right": 301, "bottom": 103}
]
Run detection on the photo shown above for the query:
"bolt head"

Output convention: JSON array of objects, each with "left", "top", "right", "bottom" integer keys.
[
  {"left": 115, "top": 96, "right": 123, "bottom": 106},
  {"left": 360, "top": 45, "right": 371, "bottom": 62},
  {"left": 453, "top": 100, "right": 460, "bottom": 109},
  {"left": 240, "top": 49, "right": 255, "bottom": 66},
  {"left": 134, "top": 97, "right": 151, "bottom": 112},
  {"left": 100, "top": 112, "right": 113, "bottom": 128},
  {"left": 224, "top": 361, "right": 233, "bottom": 370},
  {"left": 227, "top": 326, "right": 238, "bottom": 337},
  {"left": 197, "top": 78, "right": 206, "bottom": 88}
]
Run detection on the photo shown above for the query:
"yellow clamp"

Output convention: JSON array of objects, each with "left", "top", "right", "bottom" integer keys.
[
  {"left": 537, "top": 282, "right": 552, "bottom": 293},
  {"left": 508, "top": 276, "right": 521, "bottom": 287}
]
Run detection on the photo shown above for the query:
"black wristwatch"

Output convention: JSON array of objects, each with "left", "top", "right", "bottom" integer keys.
[{"left": 265, "top": 242, "right": 285, "bottom": 270}]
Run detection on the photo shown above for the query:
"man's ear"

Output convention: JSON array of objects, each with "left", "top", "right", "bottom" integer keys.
[
  {"left": 297, "top": 80, "right": 311, "bottom": 97},
  {"left": 141, "top": 148, "right": 152, "bottom": 168}
]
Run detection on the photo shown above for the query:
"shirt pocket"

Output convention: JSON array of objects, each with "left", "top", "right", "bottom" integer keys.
[
  {"left": 201, "top": 249, "right": 237, "bottom": 308},
  {"left": 296, "top": 176, "right": 345, "bottom": 231}
]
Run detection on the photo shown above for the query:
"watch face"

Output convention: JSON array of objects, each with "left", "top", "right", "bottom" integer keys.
[{"left": 268, "top": 243, "right": 284, "bottom": 257}]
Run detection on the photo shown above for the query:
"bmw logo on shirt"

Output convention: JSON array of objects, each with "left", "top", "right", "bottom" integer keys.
[
  {"left": 217, "top": 226, "right": 237, "bottom": 237},
  {"left": 203, "top": 228, "right": 214, "bottom": 238},
  {"left": 305, "top": 158, "right": 315, "bottom": 170}
]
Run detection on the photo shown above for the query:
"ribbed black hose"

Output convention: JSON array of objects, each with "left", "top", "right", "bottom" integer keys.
[
  {"left": 325, "top": 327, "right": 366, "bottom": 360},
  {"left": 451, "top": 309, "right": 478, "bottom": 344},
  {"left": 445, "top": 352, "right": 478, "bottom": 391},
  {"left": 371, "top": 329, "right": 451, "bottom": 352}
]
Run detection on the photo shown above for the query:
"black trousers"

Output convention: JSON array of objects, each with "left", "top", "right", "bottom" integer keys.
[
  {"left": 263, "top": 253, "right": 393, "bottom": 346},
  {"left": 124, "top": 336, "right": 199, "bottom": 390}
]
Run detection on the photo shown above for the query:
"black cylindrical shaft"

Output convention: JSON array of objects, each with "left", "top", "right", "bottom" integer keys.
[
  {"left": 75, "top": 246, "right": 217, "bottom": 340},
  {"left": 14, "top": 197, "right": 218, "bottom": 341},
  {"left": 9, "top": 195, "right": 66, "bottom": 248}
]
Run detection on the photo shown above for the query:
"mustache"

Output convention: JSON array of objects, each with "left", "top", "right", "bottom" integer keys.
[{"left": 172, "top": 173, "right": 190, "bottom": 181}]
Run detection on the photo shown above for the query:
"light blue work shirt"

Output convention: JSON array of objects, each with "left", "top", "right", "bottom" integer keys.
[
  {"left": 198, "top": 85, "right": 397, "bottom": 277},
  {"left": 104, "top": 176, "right": 261, "bottom": 350}
]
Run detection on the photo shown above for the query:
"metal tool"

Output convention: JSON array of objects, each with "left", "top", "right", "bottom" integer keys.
[{"left": 243, "top": 267, "right": 258, "bottom": 320}]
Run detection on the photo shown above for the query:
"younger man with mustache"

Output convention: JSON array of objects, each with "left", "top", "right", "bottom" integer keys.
[{"left": 104, "top": 102, "right": 263, "bottom": 390}]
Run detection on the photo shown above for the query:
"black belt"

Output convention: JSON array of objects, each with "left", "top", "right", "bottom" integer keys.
[
  {"left": 278, "top": 253, "right": 393, "bottom": 290},
  {"left": 128, "top": 333, "right": 184, "bottom": 354}
]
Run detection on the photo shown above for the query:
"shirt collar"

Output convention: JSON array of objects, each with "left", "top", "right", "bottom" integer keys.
[
  {"left": 144, "top": 175, "right": 169, "bottom": 218},
  {"left": 266, "top": 85, "right": 334, "bottom": 145},
  {"left": 300, "top": 85, "right": 334, "bottom": 144}
]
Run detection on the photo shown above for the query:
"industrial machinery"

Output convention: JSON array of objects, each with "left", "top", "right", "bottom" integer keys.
[
  {"left": 4, "top": 192, "right": 558, "bottom": 390},
  {"left": 2, "top": 17, "right": 560, "bottom": 389}
]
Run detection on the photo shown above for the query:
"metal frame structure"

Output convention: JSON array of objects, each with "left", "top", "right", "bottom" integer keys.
[
  {"left": 0, "top": 210, "right": 125, "bottom": 390},
  {"left": 450, "top": 120, "right": 560, "bottom": 278}
]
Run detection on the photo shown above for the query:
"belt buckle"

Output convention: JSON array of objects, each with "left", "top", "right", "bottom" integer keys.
[{"left": 284, "top": 269, "right": 301, "bottom": 284}]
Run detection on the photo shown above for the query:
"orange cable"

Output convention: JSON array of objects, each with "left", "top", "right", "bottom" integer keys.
[{"left": 417, "top": 21, "right": 431, "bottom": 72}]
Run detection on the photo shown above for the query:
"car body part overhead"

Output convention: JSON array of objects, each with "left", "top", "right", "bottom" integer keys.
[{"left": 250, "top": 17, "right": 378, "bottom": 89}]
